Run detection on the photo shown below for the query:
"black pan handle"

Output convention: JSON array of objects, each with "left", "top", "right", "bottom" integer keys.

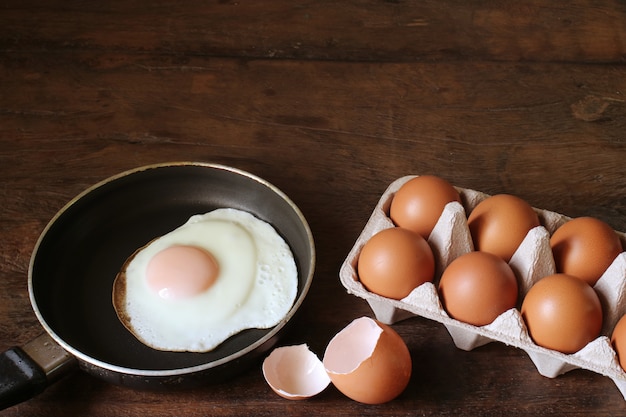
[{"left": 0, "top": 333, "right": 77, "bottom": 410}]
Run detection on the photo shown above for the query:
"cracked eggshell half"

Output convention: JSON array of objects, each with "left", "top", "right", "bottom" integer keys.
[
  {"left": 322, "top": 316, "right": 412, "bottom": 404},
  {"left": 262, "top": 344, "right": 331, "bottom": 400}
]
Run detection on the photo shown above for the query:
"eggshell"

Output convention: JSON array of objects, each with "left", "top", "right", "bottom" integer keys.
[
  {"left": 389, "top": 175, "right": 462, "bottom": 238},
  {"left": 521, "top": 273, "right": 603, "bottom": 354},
  {"left": 357, "top": 227, "right": 434, "bottom": 300},
  {"left": 339, "top": 175, "right": 626, "bottom": 400},
  {"left": 262, "top": 344, "right": 331, "bottom": 400},
  {"left": 323, "top": 316, "right": 412, "bottom": 404},
  {"left": 438, "top": 251, "right": 518, "bottom": 327},
  {"left": 612, "top": 315, "right": 626, "bottom": 372},
  {"left": 467, "top": 194, "right": 541, "bottom": 262},
  {"left": 550, "top": 216, "right": 623, "bottom": 286}
]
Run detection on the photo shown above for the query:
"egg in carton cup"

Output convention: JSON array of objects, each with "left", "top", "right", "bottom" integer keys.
[{"left": 339, "top": 175, "right": 626, "bottom": 399}]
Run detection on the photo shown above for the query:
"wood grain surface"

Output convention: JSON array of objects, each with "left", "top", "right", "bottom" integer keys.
[{"left": 1, "top": 1, "right": 626, "bottom": 416}]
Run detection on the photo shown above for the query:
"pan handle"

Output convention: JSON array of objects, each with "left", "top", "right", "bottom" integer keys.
[{"left": 0, "top": 333, "right": 77, "bottom": 410}]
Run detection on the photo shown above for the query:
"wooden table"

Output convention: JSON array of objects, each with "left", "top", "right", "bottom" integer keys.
[{"left": 1, "top": 1, "right": 626, "bottom": 415}]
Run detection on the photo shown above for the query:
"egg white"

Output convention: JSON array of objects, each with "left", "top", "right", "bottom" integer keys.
[{"left": 113, "top": 208, "right": 298, "bottom": 352}]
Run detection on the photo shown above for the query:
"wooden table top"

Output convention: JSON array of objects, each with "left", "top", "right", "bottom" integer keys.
[{"left": 1, "top": 1, "right": 626, "bottom": 415}]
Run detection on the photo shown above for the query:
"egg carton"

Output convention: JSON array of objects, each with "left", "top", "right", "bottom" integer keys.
[{"left": 339, "top": 175, "right": 626, "bottom": 400}]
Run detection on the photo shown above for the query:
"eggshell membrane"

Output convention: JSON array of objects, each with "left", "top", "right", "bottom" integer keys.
[
  {"left": 550, "top": 216, "right": 623, "bottom": 286},
  {"left": 262, "top": 344, "right": 331, "bottom": 400},
  {"left": 438, "top": 251, "right": 518, "bottom": 327},
  {"left": 339, "top": 175, "right": 626, "bottom": 400},
  {"left": 323, "top": 316, "right": 412, "bottom": 404},
  {"left": 357, "top": 227, "right": 435, "bottom": 300},
  {"left": 521, "top": 273, "right": 603, "bottom": 354},
  {"left": 389, "top": 175, "right": 462, "bottom": 239},
  {"left": 467, "top": 194, "right": 541, "bottom": 262}
]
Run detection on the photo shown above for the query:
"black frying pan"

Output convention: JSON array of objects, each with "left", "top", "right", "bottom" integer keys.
[{"left": 0, "top": 162, "right": 315, "bottom": 409}]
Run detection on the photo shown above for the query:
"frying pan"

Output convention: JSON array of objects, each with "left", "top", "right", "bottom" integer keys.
[{"left": 0, "top": 162, "right": 315, "bottom": 409}]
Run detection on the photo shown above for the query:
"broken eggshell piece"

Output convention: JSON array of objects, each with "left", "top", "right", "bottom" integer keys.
[
  {"left": 322, "top": 316, "right": 412, "bottom": 405},
  {"left": 262, "top": 344, "right": 331, "bottom": 400}
]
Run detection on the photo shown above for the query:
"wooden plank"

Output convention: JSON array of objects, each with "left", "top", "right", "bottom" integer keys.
[
  {"left": 2, "top": 53, "right": 625, "bottom": 220},
  {"left": 0, "top": 1, "right": 625, "bottom": 62}
]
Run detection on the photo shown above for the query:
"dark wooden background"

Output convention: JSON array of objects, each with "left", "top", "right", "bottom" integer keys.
[{"left": 1, "top": 1, "right": 626, "bottom": 415}]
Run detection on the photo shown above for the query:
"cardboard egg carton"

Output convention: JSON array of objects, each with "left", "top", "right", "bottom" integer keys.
[{"left": 339, "top": 175, "right": 626, "bottom": 399}]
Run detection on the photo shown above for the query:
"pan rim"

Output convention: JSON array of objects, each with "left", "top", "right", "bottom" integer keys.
[{"left": 27, "top": 161, "right": 315, "bottom": 378}]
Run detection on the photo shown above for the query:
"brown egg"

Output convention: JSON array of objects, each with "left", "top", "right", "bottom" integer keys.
[
  {"left": 550, "top": 216, "right": 623, "bottom": 286},
  {"left": 521, "top": 273, "right": 603, "bottom": 354},
  {"left": 438, "top": 251, "right": 518, "bottom": 326},
  {"left": 467, "top": 194, "right": 540, "bottom": 262},
  {"left": 389, "top": 175, "right": 462, "bottom": 239},
  {"left": 611, "top": 314, "right": 626, "bottom": 372},
  {"left": 357, "top": 227, "right": 435, "bottom": 300},
  {"left": 323, "top": 316, "right": 412, "bottom": 404}
]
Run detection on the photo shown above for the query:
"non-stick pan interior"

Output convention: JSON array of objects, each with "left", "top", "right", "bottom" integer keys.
[{"left": 29, "top": 163, "right": 314, "bottom": 374}]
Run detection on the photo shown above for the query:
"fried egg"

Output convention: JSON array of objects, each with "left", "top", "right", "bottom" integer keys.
[{"left": 112, "top": 208, "right": 298, "bottom": 353}]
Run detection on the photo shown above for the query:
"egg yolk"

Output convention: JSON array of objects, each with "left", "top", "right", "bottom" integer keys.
[{"left": 146, "top": 245, "right": 219, "bottom": 300}]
